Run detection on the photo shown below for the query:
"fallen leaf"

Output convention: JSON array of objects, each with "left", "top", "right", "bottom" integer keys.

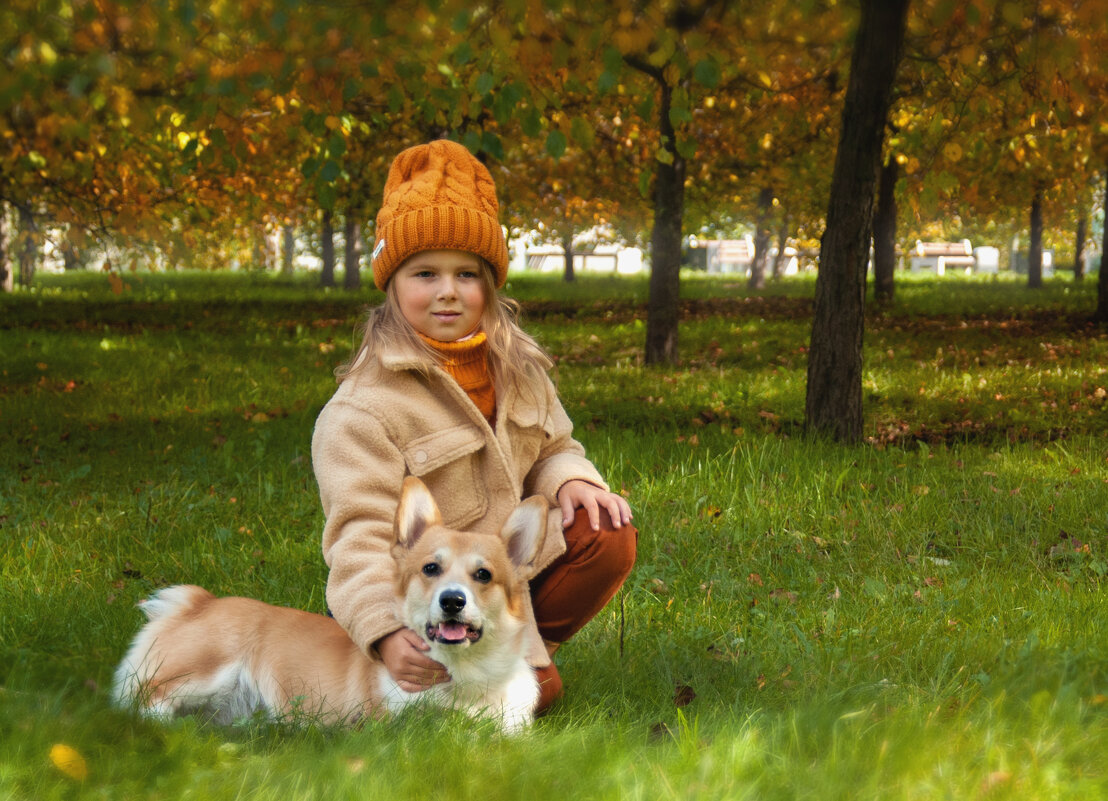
[
  {"left": 674, "top": 684, "right": 697, "bottom": 708},
  {"left": 49, "top": 744, "right": 88, "bottom": 781},
  {"left": 980, "top": 771, "right": 1011, "bottom": 795}
]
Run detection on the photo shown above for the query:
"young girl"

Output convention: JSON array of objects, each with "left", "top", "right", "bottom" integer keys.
[{"left": 311, "top": 140, "right": 637, "bottom": 713}]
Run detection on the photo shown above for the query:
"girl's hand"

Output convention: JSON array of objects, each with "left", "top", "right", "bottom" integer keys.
[
  {"left": 376, "top": 628, "right": 450, "bottom": 693},
  {"left": 557, "top": 479, "right": 633, "bottom": 531}
]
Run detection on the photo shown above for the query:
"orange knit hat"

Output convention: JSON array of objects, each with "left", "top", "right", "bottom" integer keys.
[{"left": 371, "top": 140, "right": 510, "bottom": 290}]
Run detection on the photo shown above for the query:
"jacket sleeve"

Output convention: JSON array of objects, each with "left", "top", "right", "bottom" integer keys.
[
  {"left": 522, "top": 373, "right": 608, "bottom": 504},
  {"left": 311, "top": 398, "right": 407, "bottom": 657}
]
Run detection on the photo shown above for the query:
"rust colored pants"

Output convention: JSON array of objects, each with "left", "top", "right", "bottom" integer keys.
[{"left": 530, "top": 506, "right": 638, "bottom": 645}]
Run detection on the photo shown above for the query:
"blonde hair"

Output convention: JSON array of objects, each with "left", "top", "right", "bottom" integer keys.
[{"left": 336, "top": 259, "right": 553, "bottom": 407}]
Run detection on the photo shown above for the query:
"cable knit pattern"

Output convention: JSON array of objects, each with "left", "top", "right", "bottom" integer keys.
[
  {"left": 418, "top": 332, "right": 497, "bottom": 423},
  {"left": 372, "top": 141, "right": 509, "bottom": 289}
]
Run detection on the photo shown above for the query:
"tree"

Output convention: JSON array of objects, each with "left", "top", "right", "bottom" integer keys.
[
  {"left": 633, "top": 60, "right": 687, "bottom": 364},
  {"left": 872, "top": 156, "right": 899, "bottom": 302},
  {"left": 1097, "top": 169, "right": 1108, "bottom": 323},
  {"left": 806, "top": 0, "right": 911, "bottom": 443},
  {"left": 0, "top": 203, "right": 11, "bottom": 292},
  {"left": 747, "top": 186, "right": 775, "bottom": 290},
  {"left": 487, "top": 1, "right": 847, "bottom": 363},
  {"left": 1074, "top": 211, "right": 1087, "bottom": 281},
  {"left": 320, "top": 209, "right": 335, "bottom": 288},
  {"left": 343, "top": 212, "right": 363, "bottom": 291},
  {"left": 1028, "top": 188, "right": 1044, "bottom": 288}
]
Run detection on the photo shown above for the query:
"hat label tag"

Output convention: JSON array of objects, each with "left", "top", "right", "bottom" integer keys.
[{"left": 372, "top": 239, "right": 386, "bottom": 261}]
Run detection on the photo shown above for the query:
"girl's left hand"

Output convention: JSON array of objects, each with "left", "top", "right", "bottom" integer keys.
[{"left": 557, "top": 479, "right": 633, "bottom": 531}]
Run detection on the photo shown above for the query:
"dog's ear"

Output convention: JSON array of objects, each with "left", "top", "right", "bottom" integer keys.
[
  {"left": 395, "top": 476, "right": 443, "bottom": 548},
  {"left": 499, "top": 496, "right": 548, "bottom": 569}
]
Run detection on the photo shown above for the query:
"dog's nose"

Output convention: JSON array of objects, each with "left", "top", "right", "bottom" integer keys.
[{"left": 439, "top": 589, "right": 466, "bottom": 615}]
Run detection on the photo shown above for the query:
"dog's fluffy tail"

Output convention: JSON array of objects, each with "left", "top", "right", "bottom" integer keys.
[
  {"left": 113, "top": 585, "right": 214, "bottom": 711},
  {"left": 137, "top": 584, "right": 213, "bottom": 621}
]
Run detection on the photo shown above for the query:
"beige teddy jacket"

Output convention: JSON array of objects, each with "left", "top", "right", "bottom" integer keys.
[{"left": 311, "top": 343, "right": 608, "bottom": 667}]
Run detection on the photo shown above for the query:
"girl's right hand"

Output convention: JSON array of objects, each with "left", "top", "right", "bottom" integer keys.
[{"left": 376, "top": 628, "right": 451, "bottom": 693}]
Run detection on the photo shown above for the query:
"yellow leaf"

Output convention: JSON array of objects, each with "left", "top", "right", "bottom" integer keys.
[
  {"left": 50, "top": 744, "right": 88, "bottom": 781},
  {"left": 39, "top": 42, "right": 58, "bottom": 65},
  {"left": 758, "top": 71, "right": 773, "bottom": 88}
]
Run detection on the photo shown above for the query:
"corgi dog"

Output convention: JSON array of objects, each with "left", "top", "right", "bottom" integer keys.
[{"left": 112, "top": 476, "right": 547, "bottom": 733}]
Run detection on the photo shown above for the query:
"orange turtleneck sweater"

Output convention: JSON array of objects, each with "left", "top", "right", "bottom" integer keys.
[{"left": 419, "top": 331, "right": 497, "bottom": 424}]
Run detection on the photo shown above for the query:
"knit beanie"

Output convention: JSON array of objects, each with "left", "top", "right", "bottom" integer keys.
[{"left": 372, "top": 140, "right": 510, "bottom": 290}]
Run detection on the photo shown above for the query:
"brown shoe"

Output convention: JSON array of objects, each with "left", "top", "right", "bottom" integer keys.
[{"left": 534, "top": 662, "right": 564, "bottom": 716}]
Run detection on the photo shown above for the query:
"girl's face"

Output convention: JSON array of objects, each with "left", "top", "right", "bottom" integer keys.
[{"left": 392, "top": 250, "right": 487, "bottom": 341}]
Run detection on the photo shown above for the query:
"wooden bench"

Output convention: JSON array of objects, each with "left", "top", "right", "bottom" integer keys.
[
  {"left": 909, "top": 239, "right": 975, "bottom": 275},
  {"left": 704, "top": 236, "right": 755, "bottom": 274}
]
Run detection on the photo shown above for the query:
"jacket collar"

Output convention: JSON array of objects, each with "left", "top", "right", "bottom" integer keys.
[
  {"left": 375, "top": 345, "right": 549, "bottom": 429},
  {"left": 377, "top": 341, "right": 435, "bottom": 372}
]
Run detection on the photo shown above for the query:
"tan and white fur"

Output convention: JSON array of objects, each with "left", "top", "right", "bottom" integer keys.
[{"left": 113, "top": 477, "right": 547, "bottom": 733}]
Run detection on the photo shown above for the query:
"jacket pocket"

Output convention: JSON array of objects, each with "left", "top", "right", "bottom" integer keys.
[
  {"left": 401, "top": 425, "right": 487, "bottom": 528},
  {"left": 506, "top": 407, "right": 557, "bottom": 484}
]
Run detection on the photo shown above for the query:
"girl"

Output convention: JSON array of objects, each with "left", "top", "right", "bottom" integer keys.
[{"left": 311, "top": 140, "right": 637, "bottom": 713}]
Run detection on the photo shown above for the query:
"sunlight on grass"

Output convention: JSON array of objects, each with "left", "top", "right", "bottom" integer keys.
[{"left": 2, "top": 271, "right": 1106, "bottom": 799}]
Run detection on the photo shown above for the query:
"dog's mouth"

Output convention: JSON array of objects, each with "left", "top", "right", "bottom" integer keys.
[{"left": 427, "top": 620, "right": 482, "bottom": 645}]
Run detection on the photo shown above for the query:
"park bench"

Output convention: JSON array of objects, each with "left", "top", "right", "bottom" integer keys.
[
  {"left": 701, "top": 236, "right": 756, "bottom": 274},
  {"left": 909, "top": 239, "right": 975, "bottom": 275}
]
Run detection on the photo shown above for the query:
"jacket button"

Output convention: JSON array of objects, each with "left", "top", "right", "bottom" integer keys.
[{"left": 414, "top": 450, "right": 428, "bottom": 464}]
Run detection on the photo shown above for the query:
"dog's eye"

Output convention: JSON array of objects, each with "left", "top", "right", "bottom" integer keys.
[
  {"left": 422, "top": 563, "right": 441, "bottom": 577},
  {"left": 473, "top": 568, "right": 492, "bottom": 584}
]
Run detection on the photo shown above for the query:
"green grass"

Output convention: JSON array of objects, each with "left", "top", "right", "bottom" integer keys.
[{"left": 2, "top": 269, "right": 1107, "bottom": 799}]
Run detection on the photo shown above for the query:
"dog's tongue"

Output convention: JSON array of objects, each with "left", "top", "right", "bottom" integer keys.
[{"left": 438, "top": 622, "right": 468, "bottom": 642}]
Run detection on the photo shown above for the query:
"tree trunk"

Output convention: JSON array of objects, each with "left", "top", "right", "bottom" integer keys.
[
  {"left": 770, "top": 218, "right": 790, "bottom": 280},
  {"left": 63, "top": 241, "right": 82, "bottom": 271},
  {"left": 1097, "top": 170, "right": 1108, "bottom": 323},
  {"left": 1028, "top": 189, "right": 1043, "bottom": 288},
  {"left": 0, "top": 203, "right": 12, "bottom": 293},
  {"left": 1074, "top": 212, "right": 1086, "bottom": 282},
  {"left": 282, "top": 225, "right": 295, "bottom": 275},
  {"left": 561, "top": 229, "right": 576, "bottom": 282},
  {"left": 18, "top": 205, "right": 37, "bottom": 287},
  {"left": 872, "top": 156, "right": 899, "bottom": 303},
  {"left": 344, "top": 213, "right": 362, "bottom": 291},
  {"left": 748, "top": 186, "right": 773, "bottom": 290},
  {"left": 320, "top": 208, "right": 336, "bottom": 288},
  {"left": 645, "top": 80, "right": 685, "bottom": 366},
  {"left": 805, "top": 0, "right": 909, "bottom": 443}
]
